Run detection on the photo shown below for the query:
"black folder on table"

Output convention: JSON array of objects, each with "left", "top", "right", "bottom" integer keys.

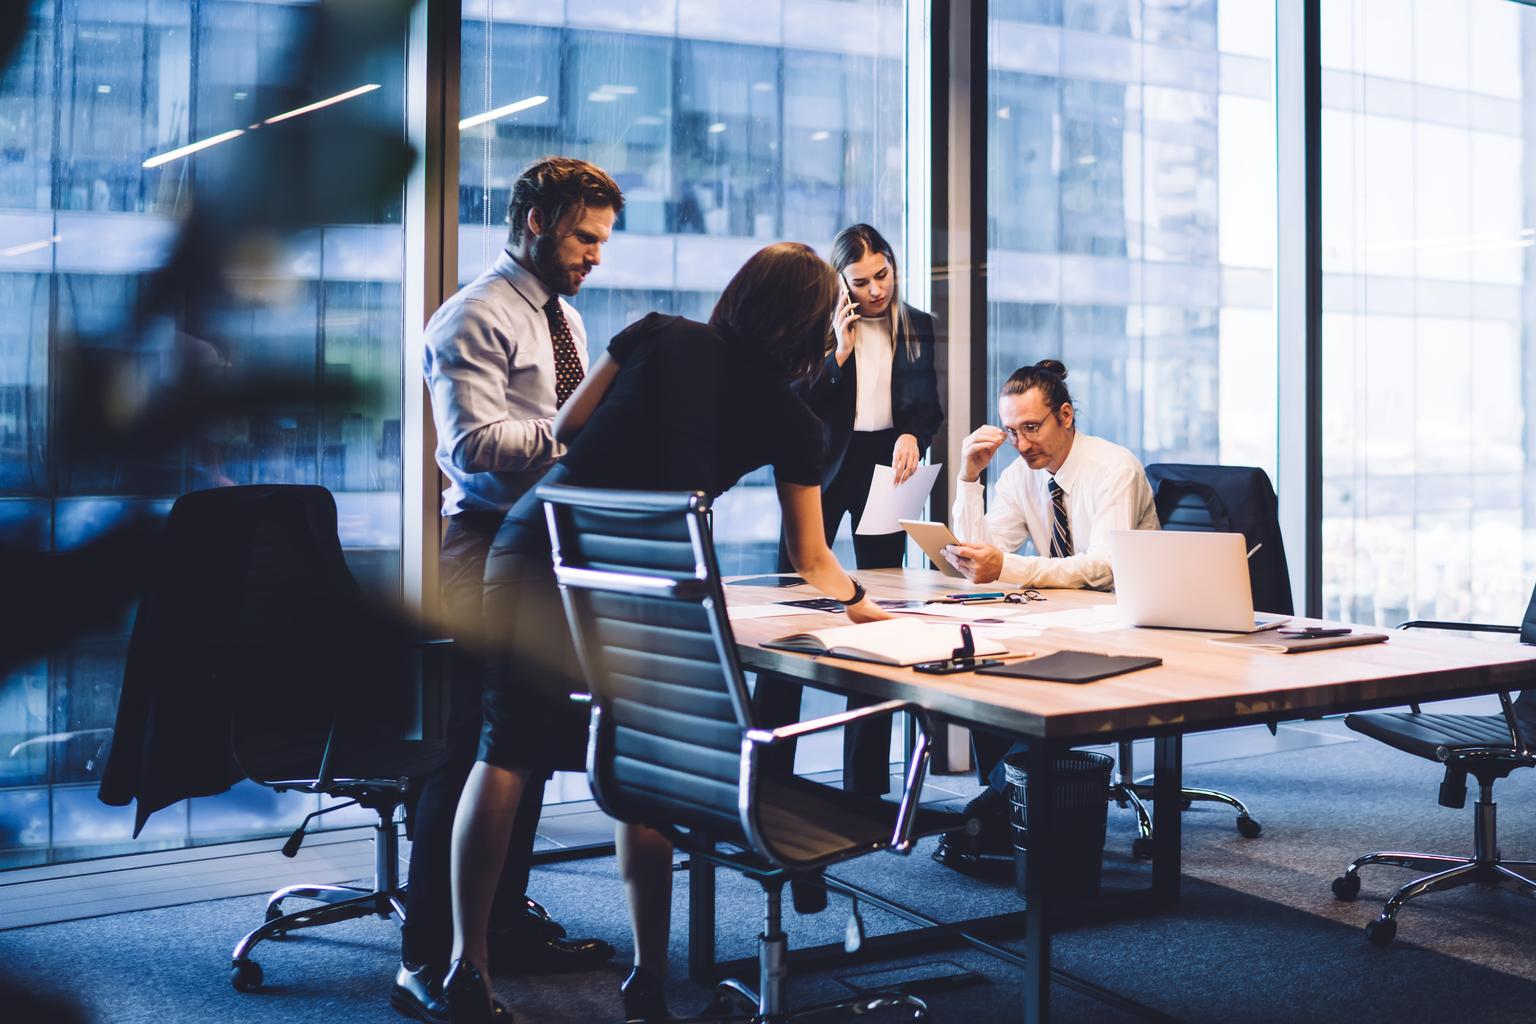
[{"left": 976, "top": 650, "right": 1162, "bottom": 684}]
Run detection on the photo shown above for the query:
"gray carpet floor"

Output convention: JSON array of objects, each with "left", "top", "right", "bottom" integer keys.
[{"left": 6, "top": 719, "right": 1536, "bottom": 1023}]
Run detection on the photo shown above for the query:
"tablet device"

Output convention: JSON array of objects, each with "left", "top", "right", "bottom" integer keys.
[
  {"left": 727, "top": 574, "right": 807, "bottom": 588},
  {"left": 898, "top": 519, "right": 964, "bottom": 578}
]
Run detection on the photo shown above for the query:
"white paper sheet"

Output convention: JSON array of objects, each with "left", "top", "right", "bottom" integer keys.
[
  {"left": 726, "top": 604, "right": 828, "bottom": 622},
  {"left": 1019, "top": 605, "right": 1129, "bottom": 631},
  {"left": 854, "top": 462, "right": 943, "bottom": 535},
  {"left": 889, "top": 602, "right": 1039, "bottom": 623},
  {"left": 967, "top": 623, "right": 1044, "bottom": 640}
]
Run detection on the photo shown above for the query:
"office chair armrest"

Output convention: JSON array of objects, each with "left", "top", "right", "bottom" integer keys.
[
  {"left": 744, "top": 698, "right": 914, "bottom": 745},
  {"left": 743, "top": 699, "right": 935, "bottom": 854},
  {"left": 1437, "top": 744, "right": 1535, "bottom": 763},
  {"left": 1393, "top": 622, "right": 1523, "bottom": 723},
  {"left": 1397, "top": 620, "right": 1519, "bottom": 635}
]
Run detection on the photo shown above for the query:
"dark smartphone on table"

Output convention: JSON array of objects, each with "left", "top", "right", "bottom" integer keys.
[
  {"left": 1277, "top": 626, "right": 1352, "bottom": 638},
  {"left": 777, "top": 598, "right": 844, "bottom": 612},
  {"left": 914, "top": 657, "right": 1003, "bottom": 675}
]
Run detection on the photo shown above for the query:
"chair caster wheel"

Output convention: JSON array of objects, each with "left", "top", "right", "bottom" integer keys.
[
  {"left": 1331, "top": 873, "right": 1361, "bottom": 901},
  {"left": 1365, "top": 917, "right": 1396, "bottom": 946},
  {"left": 1236, "top": 815, "right": 1261, "bottom": 839},
  {"left": 231, "top": 959, "right": 264, "bottom": 992},
  {"left": 1132, "top": 836, "right": 1154, "bottom": 860}
]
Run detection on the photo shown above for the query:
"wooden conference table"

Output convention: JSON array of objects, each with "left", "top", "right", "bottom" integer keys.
[{"left": 699, "top": 569, "right": 1536, "bottom": 1022}]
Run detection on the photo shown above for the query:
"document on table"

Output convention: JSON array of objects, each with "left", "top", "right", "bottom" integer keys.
[
  {"left": 1019, "top": 605, "right": 1130, "bottom": 632},
  {"left": 726, "top": 604, "right": 828, "bottom": 622},
  {"left": 888, "top": 602, "right": 1039, "bottom": 623},
  {"left": 855, "top": 463, "right": 943, "bottom": 535},
  {"left": 886, "top": 602, "right": 1045, "bottom": 639}
]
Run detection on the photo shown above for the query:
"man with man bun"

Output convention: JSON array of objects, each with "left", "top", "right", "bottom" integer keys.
[
  {"left": 934, "top": 359, "right": 1160, "bottom": 871},
  {"left": 943, "top": 358, "right": 1159, "bottom": 588}
]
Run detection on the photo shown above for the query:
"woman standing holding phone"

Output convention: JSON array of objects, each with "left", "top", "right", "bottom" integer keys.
[
  {"left": 799, "top": 223, "right": 943, "bottom": 568},
  {"left": 765, "top": 224, "right": 943, "bottom": 797}
]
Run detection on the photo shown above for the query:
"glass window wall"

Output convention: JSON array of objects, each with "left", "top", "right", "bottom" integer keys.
[
  {"left": 986, "top": 0, "right": 1279, "bottom": 510},
  {"left": 1321, "top": 0, "right": 1535, "bottom": 627},
  {"left": 0, "top": 0, "right": 405, "bottom": 868}
]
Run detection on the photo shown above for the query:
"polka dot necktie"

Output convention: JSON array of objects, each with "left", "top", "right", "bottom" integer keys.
[
  {"left": 1048, "top": 478, "right": 1073, "bottom": 559},
  {"left": 544, "top": 294, "right": 583, "bottom": 408}
]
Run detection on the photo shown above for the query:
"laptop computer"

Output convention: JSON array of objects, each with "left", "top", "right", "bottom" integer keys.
[{"left": 1109, "top": 530, "right": 1290, "bottom": 633}]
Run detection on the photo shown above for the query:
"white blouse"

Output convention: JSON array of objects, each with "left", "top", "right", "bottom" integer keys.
[{"left": 851, "top": 316, "right": 894, "bottom": 432}]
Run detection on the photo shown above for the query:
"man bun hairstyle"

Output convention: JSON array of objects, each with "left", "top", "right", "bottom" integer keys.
[
  {"left": 1001, "top": 359, "right": 1073, "bottom": 410},
  {"left": 710, "top": 242, "right": 839, "bottom": 382},
  {"left": 507, "top": 156, "right": 625, "bottom": 244}
]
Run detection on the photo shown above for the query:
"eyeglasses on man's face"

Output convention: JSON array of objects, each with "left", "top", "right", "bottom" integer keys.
[{"left": 1002, "top": 407, "right": 1059, "bottom": 446}]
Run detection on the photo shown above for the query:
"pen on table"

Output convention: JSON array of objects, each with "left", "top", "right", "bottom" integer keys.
[
  {"left": 1247, "top": 543, "right": 1263, "bottom": 559},
  {"left": 992, "top": 650, "right": 1038, "bottom": 661},
  {"left": 933, "top": 592, "right": 1005, "bottom": 603}
]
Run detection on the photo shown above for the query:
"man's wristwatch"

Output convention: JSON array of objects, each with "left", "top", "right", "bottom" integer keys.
[{"left": 842, "top": 577, "right": 866, "bottom": 607}]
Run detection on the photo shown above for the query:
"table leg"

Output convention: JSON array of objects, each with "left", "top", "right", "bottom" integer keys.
[
  {"left": 1022, "top": 740, "right": 1061, "bottom": 1022},
  {"left": 1150, "top": 734, "right": 1183, "bottom": 904},
  {"left": 687, "top": 854, "right": 716, "bottom": 984}
]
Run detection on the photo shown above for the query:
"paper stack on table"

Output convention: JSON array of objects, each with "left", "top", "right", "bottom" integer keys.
[
  {"left": 855, "top": 463, "right": 943, "bottom": 535},
  {"left": 1018, "top": 605, "right": 1130, "bottom": 632}
]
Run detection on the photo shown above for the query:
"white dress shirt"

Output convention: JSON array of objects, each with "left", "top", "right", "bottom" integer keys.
[
  {"left": 423, "top": 251, "right": 588, "bottom": 516},
  {"left": 851, "top": 317, "right": 894, "bottom": 432},
  {"left": 951, "top": 432, "right": 1159, "bottom": 589}
]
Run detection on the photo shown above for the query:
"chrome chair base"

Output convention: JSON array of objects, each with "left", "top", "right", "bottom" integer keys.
[
  {"left": 1112, "top": 740, "right": 1262, "bottom": 855},
  {"left": 630, "top": 883, "right": 927, "bottom": 1023},
  {"left": 630, "top": 983, "right": 927, "bottom": 1023},
  {"left": 230, "top": 806, "right": 405, "bottom": 991},
  {"left": 1333, "top": 789, "right": 1536, "bottom": 945}
]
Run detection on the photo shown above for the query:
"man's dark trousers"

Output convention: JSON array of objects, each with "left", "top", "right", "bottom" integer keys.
[{"left": 399, "top": 510, "right": 548, "bottom": 970}]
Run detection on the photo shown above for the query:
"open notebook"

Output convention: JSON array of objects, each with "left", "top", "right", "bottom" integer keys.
[{"left": 763, "top": 619, "right": 1008, "bottom": 667}]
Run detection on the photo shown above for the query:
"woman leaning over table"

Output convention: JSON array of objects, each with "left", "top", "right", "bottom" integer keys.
[{"left": 439, "top": 242, "right": 890, "bottom": 1024}]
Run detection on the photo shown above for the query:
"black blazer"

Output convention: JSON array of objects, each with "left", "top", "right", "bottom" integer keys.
[{"left": 798, "top": 303, "right": 944, "bottom": 486}]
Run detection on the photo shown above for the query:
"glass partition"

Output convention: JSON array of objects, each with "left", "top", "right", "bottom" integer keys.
[
  {"left": 1320, "top": 0, "right": 1536, "bottom": 627},
  {"left": 985, "top": 0, "right": 1279, "bottom": 505},
  {"left": 0, "top": 0, "right": 406, "bottom": 868},
  {"left": 458, "top": 1, "right": 911, "bottom": 576}
]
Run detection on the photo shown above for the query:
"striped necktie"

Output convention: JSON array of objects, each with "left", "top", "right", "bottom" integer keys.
[
  {"left": 1048, "top": 478, "right": 1073, "bottom": 559},
  {"left": 543, "top": 294, "right": 584, "bottom": 408}
]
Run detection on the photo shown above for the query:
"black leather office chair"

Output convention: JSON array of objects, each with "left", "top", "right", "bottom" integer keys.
[
  {"left": 99, "top": 485, "right": 446, "bottom": 992},
  {"left": 1111, "top": 464, "right": 1291, "bottom": 854},
  {"left": 539, "top": 483, "right": 965, "bottom": 1022},
  {"left": 1330, "top": 587, "right": 1536, "bottom": 945}
]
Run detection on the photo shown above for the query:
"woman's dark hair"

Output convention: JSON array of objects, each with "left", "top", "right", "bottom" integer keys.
[
  {"left": 830, "top": 223, "right": 917, "bottom": 361},
  {"left": 710, "top": 242, "right": 838, "bottom": 381},
  {"left": 507, "top": 156, "right": 625, "bottom": 242},
  {"left": 1001, "top": 359, "right": 1073, "bottom": 411}
]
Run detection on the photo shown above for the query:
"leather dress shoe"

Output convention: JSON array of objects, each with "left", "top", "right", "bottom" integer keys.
[
  {"left": 523, "top": 897, "right": 564, "bottom": 937},
  {"left": 620, "top": 965, "right": 671, "bottom": 1022},
  {"left": 487, "top": 905, "right": 615, "bottom": 974},
  {"left": 441, "top": 958, "right": 512, "bottom": 1024},
  {"left": 932, "top": 789, "right": 1013, "bottom": 874},
  {"left": 391, "top": 962, "right": 450, "bottom": 1024}
]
